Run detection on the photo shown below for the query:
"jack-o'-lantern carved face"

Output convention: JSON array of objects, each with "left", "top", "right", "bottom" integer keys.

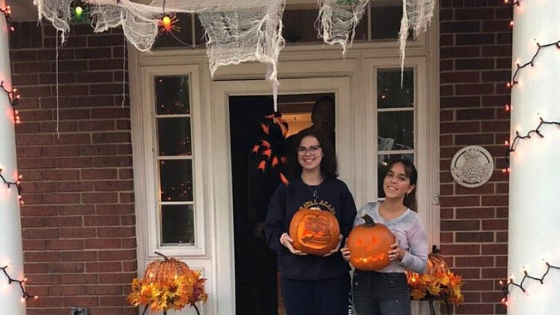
[
  {"left": 289, "top": 208, "right": 340, "bottom": 256},
  {"left": 347, "top": 215, "right": 394, "bottom": 270}
]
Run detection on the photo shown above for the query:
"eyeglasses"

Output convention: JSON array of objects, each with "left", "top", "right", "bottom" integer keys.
[{"left": 296, "top": 145, "right": 321, "bottom": 156}]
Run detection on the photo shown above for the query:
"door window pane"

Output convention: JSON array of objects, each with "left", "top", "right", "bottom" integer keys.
[
  {"left": 157, "top": 117, "right": 192, "bottom": 156},
  {"left": 161, "top": 205, "right": 195, "bottom": 244},
  {"left": 154, "top": 74, "right": 195, "bottom": 246},
  {"left": 375, "top": 67, "right": 415, "bottom": 199},
  {"left": 377, "top": 68, "right": 414, "bottom": 108},
  {"left": 377, "top": 111, "right": 414, "bottom": 150},
  {"left": 159, "top": 160, "right": 193, "bottom": 202},
  {"left": 155, "top": 76, "right": 191, "bottom": 114}
]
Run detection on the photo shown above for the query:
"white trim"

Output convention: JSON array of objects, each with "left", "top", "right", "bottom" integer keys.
[
  {"left": 130, "top": 16, "right": 439, "bottom": 313},
  {"left": 211, "top": 78, "right": 352, "bottom": 314}
]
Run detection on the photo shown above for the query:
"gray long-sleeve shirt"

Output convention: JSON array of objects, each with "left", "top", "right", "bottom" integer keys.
[{"left": 353, "top": 202, "right": 428, "bottom": 274}]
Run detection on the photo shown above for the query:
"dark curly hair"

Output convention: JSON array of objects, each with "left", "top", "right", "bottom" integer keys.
[{"left": 287, "top": 127, "right": 338, "bottom": 181}]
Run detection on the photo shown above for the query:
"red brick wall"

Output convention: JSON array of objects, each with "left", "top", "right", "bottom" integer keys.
[
  {"left": 439, "top": 1, "right": 511, "bottom": 314},
  {"left": 10, "top": 22, "right": 137, "bottom": 315}
]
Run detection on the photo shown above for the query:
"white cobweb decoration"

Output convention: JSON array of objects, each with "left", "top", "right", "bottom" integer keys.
[
  {"left": 317, "top": 0, "right": 368, "bottom": 54},
  {"left": 399, "top": 0, "right": 436, "bottom": 75},
  {"left": 317, "top": 0, "right": 435, "bottom": 77},
  {"left": 34, "top": 0, "right": 286, "bottom": 109}
]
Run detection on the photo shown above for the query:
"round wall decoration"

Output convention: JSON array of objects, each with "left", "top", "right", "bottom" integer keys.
[{"left": 451, "top": 145, "right": 494, "bottom": 188}]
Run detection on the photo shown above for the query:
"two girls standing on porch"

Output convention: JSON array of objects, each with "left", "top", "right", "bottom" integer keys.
[
  {"left": 341, "top": 158, "right": 429, "bottom": 315},
  {"left": 265, "top": 128, "right": 357, "bottom": 315}
]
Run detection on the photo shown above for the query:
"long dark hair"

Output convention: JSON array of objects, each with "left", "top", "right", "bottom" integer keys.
[
  {"left": 287, "top": 127, "right": 338, "bottom": 181},
  {"left": 386, "top": 157, "right": 418, "bottom": 211}
]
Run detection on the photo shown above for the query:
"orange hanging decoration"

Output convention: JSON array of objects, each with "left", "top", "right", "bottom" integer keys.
[{"left": 159, "top": 15, "right": 180, "bottom": 33}]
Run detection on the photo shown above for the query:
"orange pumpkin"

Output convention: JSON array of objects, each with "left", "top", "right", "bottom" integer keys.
[
  {"left": 347, "top": 214, "right": 395, "bottom": 271},
  {"left": 289, "top": 207, "right": 340, "bottom": 256},
  {"left": 144, "top": 251, "right": 191, "bottom": 285},
  {"left": 425, "top": 246, "right": 449, "bottom": 276}
]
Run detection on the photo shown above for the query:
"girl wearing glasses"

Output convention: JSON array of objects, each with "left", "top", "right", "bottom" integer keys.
[
  {"left": 341, "top": 158, "right": 428, "bottom": 315},
  {"left": 265, "top": 128, "right": 357, "bottom": 315}
]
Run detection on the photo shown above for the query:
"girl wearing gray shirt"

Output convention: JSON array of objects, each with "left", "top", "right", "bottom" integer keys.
[{"left": 341, "top": 158, "right": 428, "bottom": 315}]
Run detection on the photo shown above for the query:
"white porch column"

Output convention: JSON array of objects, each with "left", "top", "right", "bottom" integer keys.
[
  {"left": 508, "top": 0, "right": 560, "bottom": 314},
  {"left": 0, "top": 0, "right": 27, "bottom": 314}
]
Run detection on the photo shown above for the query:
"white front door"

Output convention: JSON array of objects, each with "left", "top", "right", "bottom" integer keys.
[{"left": 211, "top": 77, "right": 352, "bottom": 314}]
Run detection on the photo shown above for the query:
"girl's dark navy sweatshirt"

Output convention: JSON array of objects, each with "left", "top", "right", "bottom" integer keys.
[{"left": 265, "top": 177, "right": 357, "bottom": 281}]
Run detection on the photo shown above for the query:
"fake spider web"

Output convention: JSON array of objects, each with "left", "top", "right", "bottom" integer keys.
[{"left": 34, "top": 0, "right": 435, "bottom": 108}]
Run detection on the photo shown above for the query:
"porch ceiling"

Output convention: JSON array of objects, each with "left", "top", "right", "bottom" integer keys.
[{"left": 9, "top": 0, "right": 401, "bottom": 22}]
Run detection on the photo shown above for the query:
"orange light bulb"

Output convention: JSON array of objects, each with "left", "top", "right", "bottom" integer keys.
[{"left": 162, "top": 16, "right": 172, "bottom": 32}]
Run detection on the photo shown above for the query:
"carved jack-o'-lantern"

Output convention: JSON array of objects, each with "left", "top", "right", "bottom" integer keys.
[
  {"left": 289, "top": 207, "right": 340, "bottom": 256},
  {"left": 144, "top": 251, "right": 191, "bottom": 285},
  {"left": 347, "top": 214, "right": 395, "bottom": 271}
]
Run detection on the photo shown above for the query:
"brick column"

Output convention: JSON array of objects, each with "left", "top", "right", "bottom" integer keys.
[
  {"left": 0, "top": 0, "right": 27, "bottom": 313},
  {"left": 507, "top": 1, "right": 560, "bottom": 314}
]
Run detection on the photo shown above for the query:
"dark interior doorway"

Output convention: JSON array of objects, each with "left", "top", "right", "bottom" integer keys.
[{"left": 228, "top": 93, "right": 334, "bottom": 315}]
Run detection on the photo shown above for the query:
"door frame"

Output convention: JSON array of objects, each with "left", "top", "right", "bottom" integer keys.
[{"left": 211, "top": 77, "right": 352, "bottom": 314}]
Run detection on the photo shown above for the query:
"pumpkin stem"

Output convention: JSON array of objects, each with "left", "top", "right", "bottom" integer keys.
[
  {"left": 432, "top": 245, "right": 441, "bottom": 254},
  {"left": 154, "top": 251, "right": 169, "bottom": 261},
  {"left": 362, "top": 214, "right": 377, "bottom": 227}
]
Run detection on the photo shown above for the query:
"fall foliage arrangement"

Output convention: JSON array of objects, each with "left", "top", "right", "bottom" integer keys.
[
  {"left": 406, "top": 246, "right": 464, "bottom": 305},
  {"left": 127, "top": 252, "right": 208, "bottom": 315}
]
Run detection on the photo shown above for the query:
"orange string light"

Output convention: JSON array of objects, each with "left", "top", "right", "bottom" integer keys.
[
  {"left": 0, "top": 266, "right": 37, "bottom": 300},
  {"left": 0, "top": 5, "right": 14, "bottom": 32}
]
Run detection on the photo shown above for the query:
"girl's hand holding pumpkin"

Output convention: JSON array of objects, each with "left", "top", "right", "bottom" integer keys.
[
  {"left": 280, "top": 233, "right": 307, "bottom": 256},
  {"left": 340, "top": 239, "right": 350, "bottom": 262},
  {"left": 323, "top": 235, "right": 343, "bottom": 257},
  {"left": 388, "top": 241, "right": 404, "bottom": 261}
]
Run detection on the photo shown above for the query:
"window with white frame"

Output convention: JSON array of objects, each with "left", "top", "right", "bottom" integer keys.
[
  {"left": 376, "top": 68, "right": 415, "bottom": 198},
  {"left": 154, "top": 75, "right": 195, "bottom": 245},
  {"left": 134, "top": 65, "right": 206, "bottom": 259}
]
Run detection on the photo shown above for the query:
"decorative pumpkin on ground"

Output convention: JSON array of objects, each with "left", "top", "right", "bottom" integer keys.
[
  {"left": 425, "top": 245, "right": 450, "bottom": 276},
  {"left": 144, "top": 251, "right": 191, "bottom": 285},
  {"left": 347, "top": 214, "right": 394, "bottom": 270},
  {"left": 289, "top": 207, "right": 340, "bottom": 256},
  {"left": 406, "top": 246, "right": 464, "bottom": 305},
  {"left": 128, "top": 251, "right": 208, "bottom": 315}
]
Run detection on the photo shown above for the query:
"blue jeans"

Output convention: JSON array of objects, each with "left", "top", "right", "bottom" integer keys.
[
  {"left": 281, "top": 273, "right": 351, "bottom": 315},
  {"left": 352, "top": 270, "right": 411, "bottom": 315}
]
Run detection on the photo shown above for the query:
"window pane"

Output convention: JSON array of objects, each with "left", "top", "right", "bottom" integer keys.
[
  {"left": 282, "top": 8, "right": 367, "bottom": 44},
  {"left": 377, "top": 153, "right": 414, "bottom": 198},
  {"left": 157, "top": 117, "right": 192, "bottom": 156},
  {"left": 371, "top": 5, "right": 406, "bottom": 40},
  {"left": 159, "top": 160, "right": 193, "bottom": 202},
  {"left": 161, "top": 204, "right": 195, "bottom": 245},
  {"left": 155, "top": 76, "right": 190, "bottom": 114},
  {"left": 377, "top": 111, "right": 414, "bottom": 150},
  {"left": 377, "top": 68, "right": 414, "bottom": 108}
]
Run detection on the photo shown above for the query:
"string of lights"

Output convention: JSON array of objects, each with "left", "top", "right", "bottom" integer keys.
[
  {"left": 0, "top": 80, "right": 21, "bottom": 123},
  {"left": 0, "top": 266, "right": 37, "bottom": 301},
  {"left": 507, "top": 40, "right": 560, "bottom": 88},
  {"left": 503, "top": 118, "right": 560, "bottom": 172},
  {"left": 500, "top": 262, "right": 560, "bottom": 305},
  {"left": 0, "top": 4, "right": 36, "bottom": 306},
  {"left": 0, "top": 167, "right": 23, "bottom": 202},
  {"left": 501, "top": 0, "right": 560, "bottom": 173},
  {"left": 0, "top": 5, "right": 14, "bottom": 32}
]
